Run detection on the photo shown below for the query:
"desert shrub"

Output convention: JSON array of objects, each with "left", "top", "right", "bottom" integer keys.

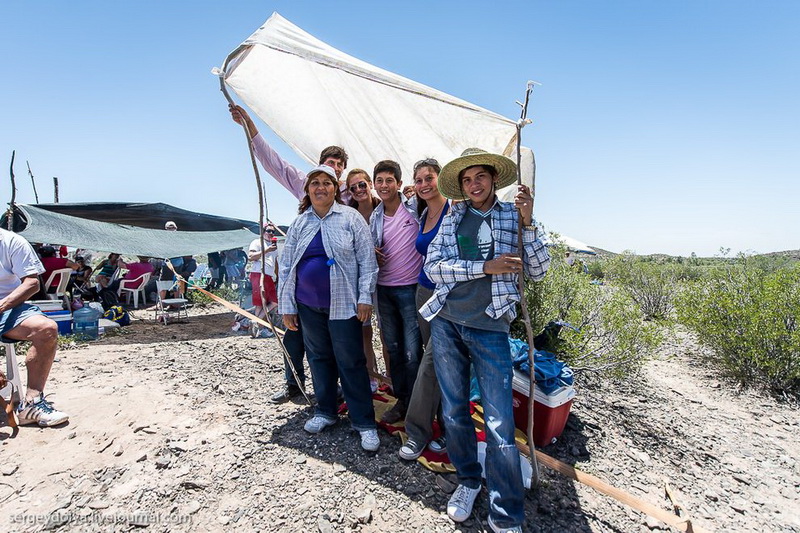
[
  {"left": 512, "top": 245, "right": 663, "bottom": 379},
  {"left": 189, "top": 285, "right": 241, "bottom": 307},
  {"left": 676, "top": 261, "right": 800, "bottom": 398},
  {"left": 585, "top": 259, "right": 605, "bottom": 280},
  {"left": 605, "top": 253, "right": 680, "bottom": 321}
]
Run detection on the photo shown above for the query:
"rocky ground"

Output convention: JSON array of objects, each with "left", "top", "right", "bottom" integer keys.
[{"left": 1, "top": 305, "right": 798, "bottom": 532}]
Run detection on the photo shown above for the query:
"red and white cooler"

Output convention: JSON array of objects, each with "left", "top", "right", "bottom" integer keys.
[{"left": 511, "top": 369, "right": 576, "bottom": 447}]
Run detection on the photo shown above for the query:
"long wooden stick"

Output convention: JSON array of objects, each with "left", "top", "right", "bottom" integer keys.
[
  {"left": 53, "top": 176, "right": 59, "bottom": 203},
  {"left": 216, "top": 72, "right": 310, "bottom": 406},
  {"left": 26, "top": 161, "right": 39, "bottom": 203},
  {"left": 473, "top": 416, "right": 711, "bottom": 533},
  {"left": 514, "top": 81, "right": 539, "bottom": 487},
  {"left": 8, "top": 151, "right": 17, "bottom": 231}
]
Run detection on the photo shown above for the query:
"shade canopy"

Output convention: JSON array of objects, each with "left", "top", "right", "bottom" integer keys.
[
  {"left": 218, "top": 12, "right": 534, "bottom": 202},
  {"left": 4, "top": 203, "right": 259, "bottom": 257}
]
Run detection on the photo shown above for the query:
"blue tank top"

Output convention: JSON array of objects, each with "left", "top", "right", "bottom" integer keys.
[{"left": 415, "top": 202, "right": 450, "bottom": 290}]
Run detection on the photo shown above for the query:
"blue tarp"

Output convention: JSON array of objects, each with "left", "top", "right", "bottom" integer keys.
[{"left": 509, "top": 338, "right": 574, "bottom": 395}]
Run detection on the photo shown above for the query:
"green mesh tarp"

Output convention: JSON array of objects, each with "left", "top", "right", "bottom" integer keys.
[{"left": 7, "top": 204, "right": 258, "bottom": 257}]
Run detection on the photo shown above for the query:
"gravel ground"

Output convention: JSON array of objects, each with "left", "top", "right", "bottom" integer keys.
[{"left": 1, "top": 306, "right": 798, "bottom": 532}]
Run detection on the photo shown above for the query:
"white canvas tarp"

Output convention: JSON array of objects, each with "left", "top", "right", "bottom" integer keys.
[{"left": 218, "top": 12, "right": 533, "bottom": 201}]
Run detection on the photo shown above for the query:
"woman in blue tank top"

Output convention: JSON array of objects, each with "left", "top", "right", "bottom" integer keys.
[{"left": 399, "top": 158, "right": 451, "bottom": 461}]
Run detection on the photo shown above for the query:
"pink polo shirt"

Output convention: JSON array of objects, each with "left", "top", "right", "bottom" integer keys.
[{"left": 377, "top": 206, "right": 423, "bottom": 286}]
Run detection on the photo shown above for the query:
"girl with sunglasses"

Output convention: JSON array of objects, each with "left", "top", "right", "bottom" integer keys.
[{"left": 346, "top": 169, "right": 384, "bottom": 392}]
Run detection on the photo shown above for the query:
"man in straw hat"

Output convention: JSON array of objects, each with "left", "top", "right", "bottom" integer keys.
[{"left": 419, "top": 148, "right": 550, "bottom": 532}]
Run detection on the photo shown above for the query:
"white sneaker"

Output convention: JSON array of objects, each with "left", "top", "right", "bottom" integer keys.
[
  {"left": 16, "top": 395, "right": 69, "bottom": 427},
  {"left": 359, "top": 429, "right": 380, "bottom": 452},
  {"left": 447, "top": 484, "right": 481, "bottom": 523},
  {"left": 488, "top": 514, "right": 523, "bottom": 533},
  {"left": 303, "top": 415, "right": 336, "bottom": 434}
]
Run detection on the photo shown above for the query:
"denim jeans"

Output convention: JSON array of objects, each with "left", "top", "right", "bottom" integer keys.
[
  {"left": 376, "top": 283, "right": 422, "bottom": 406},
  {"left": 297, "top": 303, "right": 376, "bottom": 431},
  {"left": 431, "top": 316, "right": 524, "bottom": 528},
  {"left": 283, "top": 325, "right": 306, "bottom": 388}
]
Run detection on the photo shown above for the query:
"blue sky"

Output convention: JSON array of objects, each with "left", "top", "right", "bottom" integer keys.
[{"left": 2, "top": 1, "right": 798, "bottom": 256}]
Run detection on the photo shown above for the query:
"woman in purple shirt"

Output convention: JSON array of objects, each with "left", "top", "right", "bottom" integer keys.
[{"left": 278, "top": 165, "right": 380, "bottom": 452}]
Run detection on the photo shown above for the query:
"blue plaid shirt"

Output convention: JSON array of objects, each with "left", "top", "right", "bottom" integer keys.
[
  {"left": 419, "top": 198, "right": 550, "bottom": 322},
  {"left": 278, "top": 203, "right": 378, "bottom": 320}
]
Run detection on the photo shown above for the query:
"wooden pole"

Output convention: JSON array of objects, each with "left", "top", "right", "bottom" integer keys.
[
  {"left": 514, "top": 81, "right": 539, "bottom": 487},
  {"left": 8, "top": 151, "right": 17, "bottom": 230},
  {"left": 217, "top": 72, "right": 310, "bottom": 405},
  {"left": 53, "top": 177, "right": 59, "bottom": 203},
  {"left": 26, "top": 161, "right": 39, "bottom": 203}
]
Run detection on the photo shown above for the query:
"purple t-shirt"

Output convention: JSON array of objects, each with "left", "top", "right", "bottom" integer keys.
[{"left": 295, "top": 230, "right": 331, "bottom": 309}]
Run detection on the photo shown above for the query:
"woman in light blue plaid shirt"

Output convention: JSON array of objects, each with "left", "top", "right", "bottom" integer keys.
[{"left": 277, "top": 165, "right": 381, "bottom": 452}]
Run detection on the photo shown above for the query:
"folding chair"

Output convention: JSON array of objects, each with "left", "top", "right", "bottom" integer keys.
[
  {"left": 155, "top": 280, "right": 189, "bottom": 325},
  {"left": 44, "top": 268, "right": 73, "bottom": 301},
  {"left": 1, "top": 343, "right": 25, "bottom": 426},
  {"left": 119, "top": 272, "right": 151, "bottom": 308}
]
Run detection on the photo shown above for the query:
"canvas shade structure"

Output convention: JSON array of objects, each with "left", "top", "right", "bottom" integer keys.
[
  {"left": 217, "top": 12, "right": 534, "bottom": 202},
  {"left": 3, "top": 203, "right": 259, "bottom": 258},
  {"left": 547, "top": 233, "right": 596, "bottom": 254}
]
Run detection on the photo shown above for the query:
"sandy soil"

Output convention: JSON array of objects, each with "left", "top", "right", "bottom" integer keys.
[{"left": 1, "top": 305, "right": 798, "bottom": 532}]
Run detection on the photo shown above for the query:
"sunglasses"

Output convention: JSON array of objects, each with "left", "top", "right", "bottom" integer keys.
[
  {"left": 414, "top": 158, "right": 440, "bottom": 171},
  {"left": 349, "top": 181, "right": 369, "bottom": 193}
]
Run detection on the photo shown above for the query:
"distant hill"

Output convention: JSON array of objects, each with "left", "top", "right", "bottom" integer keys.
[
  {"left": 761, "top": 249, "right": 800, "bottom": 260},
  {"left": 585, "top": 247, "right": 800, "bottom": 264}
]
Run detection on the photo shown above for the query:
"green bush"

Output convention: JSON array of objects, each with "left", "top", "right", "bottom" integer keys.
[
  {"left": 585, "top": 259, "right": 605, "bottom": 280},
  {"left": 513, "top": 246, "right": 663, "bottom": 379},
  {"left": 188, "top": 285, "right": 242, "bottom": 307},
  {"left": 676, "top": 261, "right": 800, "bottom": 398},
  {"left": 605, "top": 253, "right": 681, "bottom": 321}
]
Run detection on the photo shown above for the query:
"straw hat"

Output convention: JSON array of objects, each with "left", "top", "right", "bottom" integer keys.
[{"left": 437, "top": 148, "right": 517, "bottom": 200}]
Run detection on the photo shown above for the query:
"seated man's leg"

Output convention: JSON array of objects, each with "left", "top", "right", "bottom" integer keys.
[{"left": 2, "top": 307, "right": 69, "bottom": 426}]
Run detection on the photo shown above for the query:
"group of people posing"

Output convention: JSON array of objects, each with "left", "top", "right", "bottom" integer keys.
[{"left": 230, "top": 105, "right": 551, "bottom": 532}]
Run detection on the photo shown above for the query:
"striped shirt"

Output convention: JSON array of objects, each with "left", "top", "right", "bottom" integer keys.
[
  {"left": 278, "top": 202, "right": 377, "bottom": 320},
  {"left": 419, "top": 198, "right": 550, "bottom": 322}
]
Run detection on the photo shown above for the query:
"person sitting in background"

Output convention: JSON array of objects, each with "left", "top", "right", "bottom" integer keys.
[
  {"left": 0, "top": 228, "right": 69, "bottom": 426},
  {"left": 403, "top": 185, "right": 416, "bottom": 200},
  {"left": 39, "top": 245, "right": 78, "bottom": 292},
  {"left": 68, "top": 256, "right": 94, "bottom": 292},
  {"left": 94, "top": 253, "right": 126, "bottom": 289},
  {"left": 108, "top": 256, "right": 154, "bottom": 294}
]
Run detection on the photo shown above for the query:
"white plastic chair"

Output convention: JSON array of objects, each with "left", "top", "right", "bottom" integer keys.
[
  {"left": 44, "top": 268, "right": 73, "bottom": 300},
  {"left": 155, "top": 280, "right": 189, "bottom": 325},
  {"left": 1, "top": 343, "right": 25, "bottom": 420},
  {"left": 119, "top": 272, "right": 151, "bottom": 308}
]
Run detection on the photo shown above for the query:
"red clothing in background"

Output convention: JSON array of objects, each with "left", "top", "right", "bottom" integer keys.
[
  {"left": 122, "top": 262, "right": 155, "bottom": 289},
  {"left": 41, "top": 256, "right": 70, "bottom": 287}
]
